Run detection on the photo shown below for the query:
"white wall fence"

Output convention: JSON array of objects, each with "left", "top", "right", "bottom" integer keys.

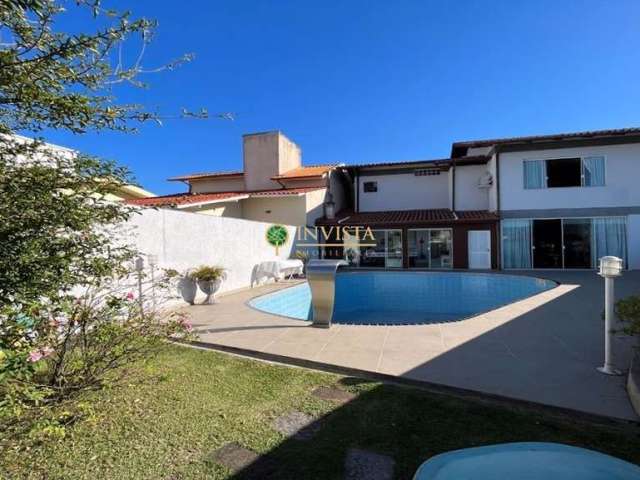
[{"left": 128, "top": 209, "right": 297, "bottom": 295}]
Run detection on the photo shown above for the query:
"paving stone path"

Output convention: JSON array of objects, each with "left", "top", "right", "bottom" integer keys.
[
  {"left": 312, "top": 385, "right": 357, "bottom": 404},
  {"left": 344, "top": 448, "right": 396, "bottom": 480},
  {"left": 209, "top": 443, "right": 259, "bottom": 473},
  {"left": 271, "top": 410, "right": 321, "bottom": 440}
]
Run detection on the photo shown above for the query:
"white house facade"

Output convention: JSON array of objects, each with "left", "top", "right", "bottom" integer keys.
[{"left": 450, "top": 128, "right": 640, "bottom": 270}]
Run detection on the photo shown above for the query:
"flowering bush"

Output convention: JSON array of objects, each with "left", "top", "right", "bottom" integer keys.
[{"left": 0, "top": 273, "right": 195, "bottom": 434}]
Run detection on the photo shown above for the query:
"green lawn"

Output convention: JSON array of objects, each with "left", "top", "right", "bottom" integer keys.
[{"left": 2, "top": 344, "right": 639, "bottom": 479}]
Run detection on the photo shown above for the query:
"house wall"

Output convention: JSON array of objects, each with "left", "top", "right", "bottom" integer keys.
[
  {"left": 454, "top": 164, "right": 490, "bottom": 211},
  {"left": 499, "top": 143, "right": 640, "bottom": 212},
  {"left": 189, "top": 177, "right": 245, "bottom": 194},
  {"left": 243, "top": 132, "right": 286, "bottom": 191},
  {"left": 627, "top": 214, "right": 640, "bottom": 270},
  {"left": 128, "top": 209, "right": 297, "bottom": 295},
  {"left": 451, "top": 222, "right": 499, "bottom": 269},
  {"left": 357, "top": 172, "right": 450, "bottom": 212},
  {"left": 487, "top": 153, "right": 498, "bottom": 212},
  {"left": 305, "top": 188, "right": 328, "bottom": 226},
  {"left": 278, "top": 177, "right": 327, "bottom": 189},
  {"left": 242, "top": 131, "right": 302, "bottom": 191},
  {"left": 183, "top": 201, "right": 243, "bottom": 218},
  {"left": 278, "top": 132, "right": 302, "bottom": 175},
  {"left": 329, "top": 170, "right": 347, "bottom": 213},
  {"left": 241, "top": 195, "right": 307, "bottom": 225}
]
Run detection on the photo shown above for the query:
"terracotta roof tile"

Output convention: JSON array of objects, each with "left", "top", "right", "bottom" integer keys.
[
  {"left": 347, "top": 155, "right": 489, "bottom": 170},
  {"left": 126, "top": 191, "right": 246, "bottom": 207},
  {"left": 271, "top": 165, "right": 336, "bottom": 180},
  {"left": 249, "top": 186, "right": 325, "bottom": 196},
  {"left": 168, "top": 171, "right": 244, "bottom": 182},
  {"left": 451, "top": 127, "right": 640, "bottom": 156},
  {"left": 126, "top": 186, "right": 325, "bottom": 207},
  {"left": 316, "top": 209, "right": 498, "bottom": 226}
]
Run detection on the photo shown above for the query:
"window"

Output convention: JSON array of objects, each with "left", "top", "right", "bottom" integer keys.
[
  {"left": 345, "top": 229, "right": 402, "bottom": 268},
  {"left": 363, "top": 181, "right": 377, "bottom": 192},
  {"left": 546, "top": 158, "right": 582, "bottom": 188},
  {"left": 583, "top": 156, "right": 605, "bottom": 186},
  {"left": 408, "top": 229, "right": 452, "bottom": 268},
  {"left": 414, "top": 168, "right": 440, "bottom": 176},
  {"left": 523, "top": 156, "right": 605, "bottom": 189}
]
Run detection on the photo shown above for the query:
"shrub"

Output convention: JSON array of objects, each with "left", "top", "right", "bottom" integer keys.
[
  {"left": 615, "top": 295, "right": 640, "bottom": 338},
  {"left": 190, "top": 266, "right": 225, "bottom": 282},
  {"left": 0, "top": 273, "right": 194, "bottom": 434}
]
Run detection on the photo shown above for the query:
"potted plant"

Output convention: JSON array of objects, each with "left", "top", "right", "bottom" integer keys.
[
  {"left": 191, "top": 265, "right": 226, "bottom": 304},
  {"left": 294, "top": 249, "right": 310, "bottom": 275},
  {"left": 175, "top": 269, "right": 198, "bottom": 305}
]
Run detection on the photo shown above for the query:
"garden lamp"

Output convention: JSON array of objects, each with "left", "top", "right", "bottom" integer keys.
[{"left": 597, "top": 255, "right": 624, "bottom": 376}]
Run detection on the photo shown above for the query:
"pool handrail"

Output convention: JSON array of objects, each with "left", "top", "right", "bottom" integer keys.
[{"left": 306, "top": 259, "right": 347, "bottom": 328}]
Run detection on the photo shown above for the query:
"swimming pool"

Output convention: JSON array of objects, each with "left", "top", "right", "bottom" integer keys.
[{"left": 249, "top": 271, "right": 557, "bottom": 325}]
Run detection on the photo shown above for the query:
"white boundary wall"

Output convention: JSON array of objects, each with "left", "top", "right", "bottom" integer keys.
[{"left": 127, "top": 209, "right": 297, "bottom": 295}]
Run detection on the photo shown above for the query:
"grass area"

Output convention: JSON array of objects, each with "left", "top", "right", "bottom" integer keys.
[{"left": 2, "top": 344, "right": 640, "bottom": 479}]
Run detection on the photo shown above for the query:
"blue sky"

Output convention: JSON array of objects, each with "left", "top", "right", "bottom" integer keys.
[{"left": 40, "top": 1, "right": 640, "bottom": 194}]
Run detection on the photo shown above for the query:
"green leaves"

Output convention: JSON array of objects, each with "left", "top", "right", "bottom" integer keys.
[{"left": 615, "top": 295, "right": 640, "bottom": 337}]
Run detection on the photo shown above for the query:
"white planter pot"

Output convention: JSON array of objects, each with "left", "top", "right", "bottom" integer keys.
[
  {"left": 177, "top": 276, "right": 198, "bottom": 305},
  {"left": 197, "top": 278, "right": 223, "bottom": 304}
]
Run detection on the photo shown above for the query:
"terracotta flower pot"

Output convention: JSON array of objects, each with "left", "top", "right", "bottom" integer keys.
[{"left": 197, "top": 278, "right": 222, "bottom": 304}]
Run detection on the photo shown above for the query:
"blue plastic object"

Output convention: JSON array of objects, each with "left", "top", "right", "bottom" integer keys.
[{"left": 413, "top": 442, "right": 640, "bottom": 480}]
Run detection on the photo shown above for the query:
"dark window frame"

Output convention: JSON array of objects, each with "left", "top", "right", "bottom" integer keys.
[{"left": 363, "top": 181, "right": 378, "bottom": 193}]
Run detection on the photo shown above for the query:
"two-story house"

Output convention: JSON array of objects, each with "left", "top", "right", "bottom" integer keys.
[
  {"left": 451, "top": 127, "right": 640, "bottom": 271},
  {"left": 317, "top": 156, "right": 500, "bottom": 269},
  {"left": 316, "top": 127, "right": 640, "bottom": 270},
  {"left": 129, "top": 130, "right": 347, "bottom": 226}
]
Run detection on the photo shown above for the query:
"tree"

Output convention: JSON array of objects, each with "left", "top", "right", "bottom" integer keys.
[{"left": 0, "top": 0, "right": 198, "bottom": 427}]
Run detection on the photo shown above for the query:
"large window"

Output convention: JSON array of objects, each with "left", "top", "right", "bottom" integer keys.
[
  {"left": 523, "top": 156, "right": 605, "bottom": 189},
  {"left": 344, "top": 229, "right": 402, "bottom": 268},
  {"left": 407, "top": 229, "right": 452, "bottom": 268},
  {"left": 502, "top": 217, "right": 626, "bottom": 269}
]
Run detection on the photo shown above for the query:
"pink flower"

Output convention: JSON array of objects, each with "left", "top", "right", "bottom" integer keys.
[
  {"left": 28, "top": 350, "right": 43, "bottom": 363},
  {"left": 27, "top": 347, "right": 54, "bottom": 363},
  {"left": 126, "top": 292, "right": 135, "bottom": 300}
]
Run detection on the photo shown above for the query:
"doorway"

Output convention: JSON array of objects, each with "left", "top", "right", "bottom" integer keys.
[
  {"left": 563, "top": 219, "right": 592, "bottom": 268},
  {"left": 533, "top": 219, "right": 562, "bottom": 268},
  {"left": 468, "top": 230, "right": 491, "bottom": 269}
]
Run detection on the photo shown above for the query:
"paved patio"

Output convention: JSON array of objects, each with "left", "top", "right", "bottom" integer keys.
[{"left": 184, "top": 271, "right": 640, "bottom": 421}]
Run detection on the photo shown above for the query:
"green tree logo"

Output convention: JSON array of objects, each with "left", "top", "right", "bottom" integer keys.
[{"left": 266, "top": 224, "right": 288, "bottom": 255}]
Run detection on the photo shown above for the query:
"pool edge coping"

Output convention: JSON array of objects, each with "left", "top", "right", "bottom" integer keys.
[{"left": 245, "top": 271, "right": 561, "bottom": 326}]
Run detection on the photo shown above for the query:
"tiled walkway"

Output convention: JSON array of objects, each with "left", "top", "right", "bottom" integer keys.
[{"left": 184, "top": 271, "right": 640, "bottom": 421}]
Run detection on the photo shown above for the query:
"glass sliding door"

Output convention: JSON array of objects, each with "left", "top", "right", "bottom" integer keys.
[
  {"left": 429, "top": 229, "right": 453, "bottom": 268},
  {"left": 563, "top": 219, "right": 592, "bottom": 268},
  {"left": 592, "top": 217, "right": 627, "bottom": 267},
  {"left": 408, "top": 230, "right": 430, "bottom": 267},
  {"left": 503, "top": 216, "right": 627, "bottom": 270},
  {"left": 532, "top": 219, "right": 563, "bottom": 268},
  {"left": 408, "top": 229, "right": 452, "bottom": 268},
  {"left": 502, "top": 219, "right": 532, "bottom": 269},
  {"left": 386, "top": 230, "right": 403, "bottom": 268},
  {"left": 357, "top": 229, "right": 403, "bottom": 268}
]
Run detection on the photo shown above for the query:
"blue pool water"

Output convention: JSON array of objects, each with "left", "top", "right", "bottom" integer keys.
[{"left": 249, "top": 271, "right": 557, "bottom": 325}]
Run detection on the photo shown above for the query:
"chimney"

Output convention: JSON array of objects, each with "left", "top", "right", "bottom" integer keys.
[{"left": 242, "top": 131, "right": 301, "bottom": 191}]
